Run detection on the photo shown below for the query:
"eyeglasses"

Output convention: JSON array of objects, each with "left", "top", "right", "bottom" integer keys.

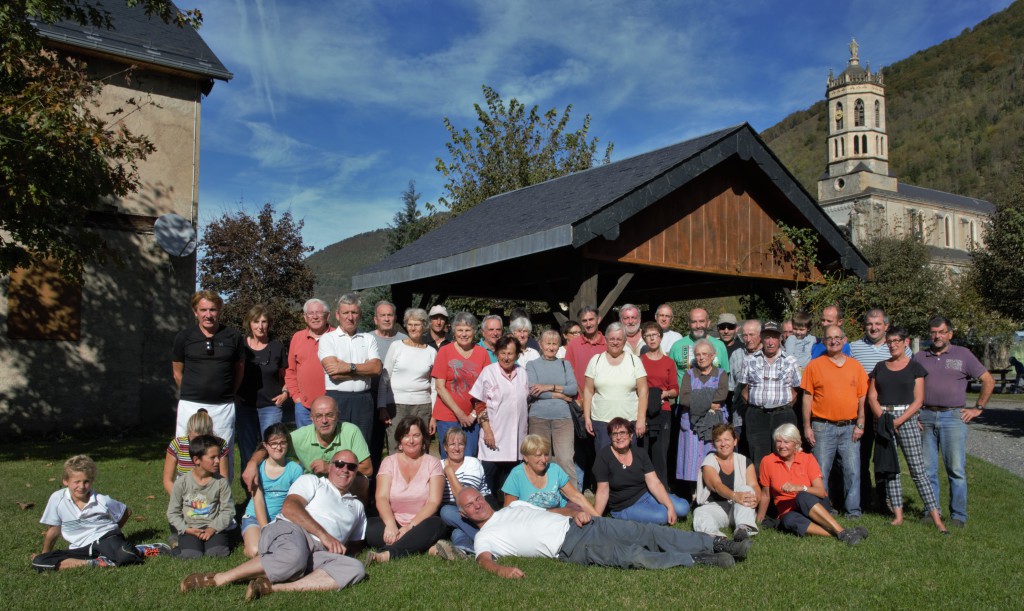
[
  {"left": 305, "top": 311, "right": 327, "bottom": 318},
  {"left": 885, "top": 339, "right": 906, "bottom": 346},
  {"left": 610, "top": 431, "right": 631, "bottom": 438},
  {"left": 265, "top": 441, "right": 288, "bottom": 450},
  {"left": 642, "top": 333, "right": 661, "bottom": 340},
  {"left": 331, "top": 460, "right": 359, "bottom": 472},
  {"left": 825, "top": 337, "right": 845, "bottom": 343},
  {"left": 565, "top": 330, "right": 582, "bottom": 336}
]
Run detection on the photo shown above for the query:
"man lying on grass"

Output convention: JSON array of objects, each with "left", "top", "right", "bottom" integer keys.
[
  {"left": 180, "top": 450, "right": 366, "bottom": 601},
  {"left": 454, "top": 488, "right": 752, "bottom": 578}
]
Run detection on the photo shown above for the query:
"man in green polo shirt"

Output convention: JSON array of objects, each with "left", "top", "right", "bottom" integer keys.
[{"left": 242, "top": 396, "right": 371, "bottom": 500}]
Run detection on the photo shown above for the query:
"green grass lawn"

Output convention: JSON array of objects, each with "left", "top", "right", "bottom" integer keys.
[{"left": 2, "top": 434, "right": 1021, "bottom": 609}]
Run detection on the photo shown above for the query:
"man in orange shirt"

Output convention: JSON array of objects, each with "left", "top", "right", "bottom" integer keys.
[{"left": 800, "top": 325, "right": 867, "bottom": 518}]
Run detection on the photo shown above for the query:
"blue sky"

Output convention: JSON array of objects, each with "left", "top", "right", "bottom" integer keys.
[{"left": 190, "top": 0, "right": 1013, "bottom": 254}]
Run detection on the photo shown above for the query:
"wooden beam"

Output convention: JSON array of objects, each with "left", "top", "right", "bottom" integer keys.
[
  {"left": 597, "top": 272, "right": 635, "bottom": 320},
  {"left": 568, "top": 262, "right": 599, "bottom": 320}
]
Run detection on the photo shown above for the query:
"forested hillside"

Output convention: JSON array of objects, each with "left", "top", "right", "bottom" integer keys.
[
  {"left": 763, "top": 1, "right": 1024, "bottom": 207},
  {"left": 305, "top": 229, "right": 388, "bottom": 303}
]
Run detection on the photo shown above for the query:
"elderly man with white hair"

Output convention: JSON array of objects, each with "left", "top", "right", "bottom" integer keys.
[{"left": 286, "top": 298, "right": 334, "bottom": 428}]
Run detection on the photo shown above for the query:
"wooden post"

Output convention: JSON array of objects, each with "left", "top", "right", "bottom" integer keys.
[{"left": 597, "top": 272, "right": 634, "bottom": 321}]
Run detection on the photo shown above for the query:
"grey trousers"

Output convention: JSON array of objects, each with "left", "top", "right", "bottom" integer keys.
[{"left": 557, "top": 517, "right": 713, "bottom": 569}]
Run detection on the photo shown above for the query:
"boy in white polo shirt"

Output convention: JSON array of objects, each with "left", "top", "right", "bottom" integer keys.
[{"left": 32, "top": 455, "right": 162, "bottom": 571}]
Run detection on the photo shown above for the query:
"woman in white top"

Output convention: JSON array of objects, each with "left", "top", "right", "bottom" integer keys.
[
  {"left": 583, "top": 322, "right": 648, "bottom": 453},
  {"left": 378, "top": 308, "right": 437, "bottom": 454},
  {"left": 511, "top": 318, "right": 541, "bottom": 367},
  {"left": 694, "top": 423, "right": 759, "bottom": 539}
]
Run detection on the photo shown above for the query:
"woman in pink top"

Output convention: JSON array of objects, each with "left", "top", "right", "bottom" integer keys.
[
  {"left": 366, "top": 416, "right": 446, "bottom": 564},
  {"left": 470, "top": 335, "right": 530, "bottom": 496}
]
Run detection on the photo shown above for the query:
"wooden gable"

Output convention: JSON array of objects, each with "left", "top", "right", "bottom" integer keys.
[{"left": 582, "top": 160, "right": 826, "bottom": 283}]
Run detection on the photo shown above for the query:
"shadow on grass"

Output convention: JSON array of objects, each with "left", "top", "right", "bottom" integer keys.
[
  {"left": 974, "top": 406, "right": 1024, "bottom": 439},
  {"left": 0, "top": 434, "right": 167, "bottom": 463}
]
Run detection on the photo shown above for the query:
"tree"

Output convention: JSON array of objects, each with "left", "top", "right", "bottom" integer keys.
[
  {"left": 971, "top": 166, "right": 1024, "bottom": 322},
  {"left": 430, "top": 85, "right": 613, "bottom": 217},
  {"left": 199, "top": 203, "right": 315, "bottom": 338},
  {"left": 387, "top": 180, "right": 430, "bottom": 255},
  {"left": 0, "top": 0, "right": 201, "bottom": 277}
]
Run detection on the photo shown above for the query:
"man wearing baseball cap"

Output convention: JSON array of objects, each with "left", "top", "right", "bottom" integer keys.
[
  {"left": 717, "top": 313, "right": 742, "bottom": 357},
  {"left": 739, "top": 321, "right": 802, "bottom": 475},
  {"left": 426, "top": 305, "right": 452, "bottom": 350}
]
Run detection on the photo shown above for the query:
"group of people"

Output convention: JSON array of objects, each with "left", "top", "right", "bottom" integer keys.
[{"left": 32, "top": 291, "right": 993, "bottom": 601}]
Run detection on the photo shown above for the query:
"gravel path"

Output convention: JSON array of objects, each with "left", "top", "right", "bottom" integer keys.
[{"left": 965, "top": 393, "right": 1024, "bottom": 480}]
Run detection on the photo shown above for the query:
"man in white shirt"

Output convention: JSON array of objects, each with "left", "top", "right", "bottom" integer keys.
[
  {"left": 619, "top": 303, "right": 643, "bottom": 356},
  {"left": 456, "top": 488, "right": 750, "bottom": 578},
  {"left": 181, "top": 450, "right": 367, "bottom": 601},
  {"left": 654, "top": 304, "right": 683, "bottom": 354},
  {"left": 319, "top": 293, "right": 382, "bottom": 445}
]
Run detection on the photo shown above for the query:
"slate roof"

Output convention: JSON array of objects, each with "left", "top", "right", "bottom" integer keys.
[
  {"left": 896, "top": 183, "right": 995, "bottom": 215},
  {"left": 31, "top": 1, "right": 232, "bottom": 81},
  {"left": 353, "top": 123, "right": 868, "bottom": 289}
]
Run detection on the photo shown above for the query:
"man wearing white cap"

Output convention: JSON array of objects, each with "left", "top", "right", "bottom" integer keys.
[{"left": 426, "top": 305, "right": 452, "bottom": 350}]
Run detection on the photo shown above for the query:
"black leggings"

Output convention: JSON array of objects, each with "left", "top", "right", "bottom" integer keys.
[
  {"left": 173, "top": 531, "right": 231, "bottom": 559},
  {"left": 365, "top": 516, "right": 446, "bottom": 559},
  {"left": 31, "top": 531, "right": 141, "bottom": 571}
]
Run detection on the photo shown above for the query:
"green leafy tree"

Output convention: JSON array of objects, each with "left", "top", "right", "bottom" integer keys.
[
  {"left": 0, "top": 0, "right": 202, "bottom": 277},
  {"left": 971, "top": 168, "right": 1024, "bottom": 322},
  {"left": 431, "top": 84, "right": 613, "bottom": 216},
  {"left": 199, "top": 203, "right": 315, "bottom": 338},
  {"left": 387, "top": 180, "right": 431, "bottom": 255}
]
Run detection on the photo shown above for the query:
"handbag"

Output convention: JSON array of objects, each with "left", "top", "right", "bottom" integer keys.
[{"left": 560, "top": 361, "right": 589, "bottom": 439}]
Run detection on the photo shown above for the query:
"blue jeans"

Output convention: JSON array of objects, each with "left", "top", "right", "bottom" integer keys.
[
  {"left": 440, "top": 503, "right": 478, "bottom": 552},
  {"left": 236, "top": 404, "right": 284, "bottom": 475},
  {"left": 919, "top": 408, "right": 968, "bottom": 522},
  {"left": 611, "top": 491, "right": 690, "bottom": 525},
  {"left": 294, "top": 401, "right": 312, "bottom": 428},
  {"left": 810, "top": 420, "right": 861, "bottom": 517},
  {"left": 435, "top": 420, "right": 479, "bottom": 459}
]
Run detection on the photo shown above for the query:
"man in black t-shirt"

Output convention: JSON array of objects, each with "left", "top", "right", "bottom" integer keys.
[{"left": 172, "top": 291, "right": 244, "bottom": 477}]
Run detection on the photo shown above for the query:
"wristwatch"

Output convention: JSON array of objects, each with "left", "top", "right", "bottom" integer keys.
[
  {"left": 974, "top": 404, "right": 985, "bottom": 411},
  {"left": 349, "top": 363, "right": 356, "bottom": 373},
  {"left": 802, "top": 485, "right": 808, "bottom": 492},
  {"left": 855, "top": 423, "right": 865, "bottom": 430}
]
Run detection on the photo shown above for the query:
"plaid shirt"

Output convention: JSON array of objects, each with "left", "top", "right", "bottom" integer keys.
[{"left": 742, "top": 349, "right": 801, "bottom": 408}]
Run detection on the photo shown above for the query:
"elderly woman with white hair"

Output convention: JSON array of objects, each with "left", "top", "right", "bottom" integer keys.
[
  {"left": 583, "top": 322, "right": 648, "bottom": 453},
  {"left": 756, "top": 423, "right": 868, "bottom": 545},
  {"left": 677, "top": 338, "right": 729, "bottom": 498},
  {"left": 510, "top": 318, "right": 540, "bottom": 366},
  {"left": 379, "top": 308, "right": 438, "bottom": 454},
  {"left": 525, "top": 328, "right": 579, "bottom": 486}
]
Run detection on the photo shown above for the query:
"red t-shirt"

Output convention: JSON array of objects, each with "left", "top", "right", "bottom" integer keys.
[
  {"left": 641, "top": 354, "right": 679, "bottom": 411},
  {"left": 759, "top": 451, "right": 822, "bottom": 516},
  {"left": 431, "top": 344, "right": 491, "bottom": 422}
]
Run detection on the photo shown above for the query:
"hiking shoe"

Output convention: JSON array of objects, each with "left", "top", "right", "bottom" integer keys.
[
  {"left": 692, "top": 552, "right": 735, "bottom": 568},
  {"left": 88, "top": 556, "right": 114, "bottom": 568},
  {"left": 136, "top": 543, "right": 172, "bottom": 558},
  {"left": 760, "top": 516, "right": 779, "bottom": 530},
  {"left": 837, "top": 529, "right": 863, "bottom": 546},
  {"left": 180, "top": 572, "right": 218, "bottom": 594},
  {"left": 852, "top": 526, "right": 869, "bottom": 540},
  {"left": 920, "top": 513, "right": 942, "bottom": 525},
  {"left": 732, "top": 526, "right": 756, "bottom": 541},
  {"left": 433, "top": 540, "right": 468, "bottom": 562},
  {"left": 713, "top": 536, "right": 752, "bottom": 560},
  {"left": 951, "top": 519, "right": 965, "bottom": 528},
  {"left": 245, "top": 577, "right": 273, "bottom": 602}
]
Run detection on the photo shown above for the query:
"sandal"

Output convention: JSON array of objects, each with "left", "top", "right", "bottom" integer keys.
[
  {"left": 180, "top": 572, "right": 217, "bottom": 594},
  {"left": 245, "top": 577, "right": 273, "bottom": 602}
]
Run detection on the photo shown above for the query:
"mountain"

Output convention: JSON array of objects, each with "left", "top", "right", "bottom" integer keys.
[
  {"left": 763, "top": 1, "right": 1024, "bottom": 208},
  {"left": 305, "top": 228, "right": 389, "bottom": 303}
]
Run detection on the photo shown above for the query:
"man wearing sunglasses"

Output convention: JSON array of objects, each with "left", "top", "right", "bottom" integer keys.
[{"left": 181, "top": 450, "right": 367, "bottom": 601}]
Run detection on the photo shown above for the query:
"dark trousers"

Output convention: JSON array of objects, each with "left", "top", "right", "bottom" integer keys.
[
  {"left": 326, "top": 389, "right": 374, "bottom": 446},
  {"left": 744, "top": 405, "right": 797, "bottom": 477},
  {"left": 638, "top": 410, "right": 671, "bottom": 488},
  {"left": 173, "top": 531, "right": 231, "bottom": 559},
  {"left": 483, "top": 460, "right": 518, "bottom": 499},
  {"left": 558, "top": 517, "right": 713, "bottom": 569},
  {"left": 31, "top": 530, "right": 141, "bottom": 571},
  {"left": 366, "top": 516, "right": 446, "bottom": 558}
]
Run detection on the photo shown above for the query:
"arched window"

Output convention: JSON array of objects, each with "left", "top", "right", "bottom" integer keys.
[
  {"left": 855, "top": 99, "right": 865, "bottom": 127},
  {"left": 862, "top": 135, "right": 868, "bottom": 154},
  {"left": 854, "top": 136, "right": 859, "bottom": 154},
  {"left": 834, "top": 139, "right": 839, "bottom": 158},
  {"left": 944, "top": 216, "right": 951, "bottom": 247},
  {"left": 835, "top": 102, "right": 844, "bottom": 131},
  {"left": 841, "top": 138, "right": 845, "bottom": 156},
  {"left": 874, "top": 100, "right": 880, "bottom": 128}
]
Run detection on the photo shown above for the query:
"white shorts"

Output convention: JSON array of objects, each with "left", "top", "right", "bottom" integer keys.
[{"left": 176, "top": 399, "right": 236, "bottom": 479}]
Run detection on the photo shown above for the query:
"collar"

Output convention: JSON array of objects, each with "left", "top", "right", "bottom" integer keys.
[
  {"left": 580, "top": 332, "right": 605, "bottom": 346},
  {"left": 306, "top": 325, "right": 334, "bottom": 339},
  {"left": 62, "top": 488, "right": 97, "bottom": 508}
]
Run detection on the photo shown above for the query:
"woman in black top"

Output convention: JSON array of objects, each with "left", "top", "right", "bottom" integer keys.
[
  {"left": 867, "top": 326, "right": 947, "bottom": 533},
  {"left": 236, "top": 304, "right": 289, "bottom": 483},
  {"left": 592, "top": 417, "right": 689, "bottom": 525}
]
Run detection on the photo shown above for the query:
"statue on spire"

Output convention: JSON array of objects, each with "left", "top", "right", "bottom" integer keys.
[{"left": 850, "top": 38, "right": 859, "bottom": 63}]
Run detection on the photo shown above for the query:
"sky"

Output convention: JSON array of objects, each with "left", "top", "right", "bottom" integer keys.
[{"left": 189, "top": 0, "right": 1014, "bottom": 255}]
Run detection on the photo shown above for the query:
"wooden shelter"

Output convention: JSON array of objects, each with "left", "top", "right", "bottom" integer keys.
[{"left": 352, "top": 124, "right": 867, "bottom": 322}]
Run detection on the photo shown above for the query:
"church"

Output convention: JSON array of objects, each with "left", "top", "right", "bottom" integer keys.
[{"left": 816, "top": 40, "right": 994, "bottom": 270}]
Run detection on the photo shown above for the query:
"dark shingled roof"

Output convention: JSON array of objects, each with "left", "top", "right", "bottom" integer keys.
[
  {"left": 896, "top": 183, "right": 995, "bottom": 215},
  {"left": 353, "top": 123, "right": 868, "bottom": 289},
  {"left": 31, "top": 2, "right": 232, "bottom": 81}
]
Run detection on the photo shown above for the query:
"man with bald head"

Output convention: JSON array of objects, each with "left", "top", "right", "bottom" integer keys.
[
  {"left": 654, "top": 304, "right": 683, "bottom": 354},
  {"left": 181, "top": 449, "right": 367, "bottom": 601},
  {"left": 668, "top": 308, "right": 730, "bottom": 386},
  {"left": 810, "top": 305, "right": 851, "bottom": 360}
]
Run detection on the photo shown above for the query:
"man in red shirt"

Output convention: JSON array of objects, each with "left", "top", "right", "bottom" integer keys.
[
  {"left": 564, "top": 306, "right": 605, "bottom": 394},
  {"left": 285, "top": 298, "right": 334, "bottom": 428}
]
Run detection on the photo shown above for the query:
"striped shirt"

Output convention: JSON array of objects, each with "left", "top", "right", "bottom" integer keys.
[
  {"left": 849, "top": 338, "right": 912, "bottom": 375},
  {"left": 741, "top": 350, "right": 802, "bottom": 408},
  {"left": 167, "top": 435, "right": 230, "bottom": 477},
  {"left": 440, "top": 456, "right": 491, "bottom": 504}
]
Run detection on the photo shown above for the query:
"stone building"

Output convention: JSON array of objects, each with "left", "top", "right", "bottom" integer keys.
[
  {"left": 0, "top": 5, "right": 230, "bottom": 435},
  {"left": 817, "top": 39, "right": 994, "bottom": 269}
]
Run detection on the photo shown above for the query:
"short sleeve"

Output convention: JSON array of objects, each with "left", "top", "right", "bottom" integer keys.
[
  {"left": 99, "top": 493, "right": 128, "bottom": 523},
  {"left": 758, "top": 458, "right": 772, "bottom": 489},
  {"left": 286, "top": 474, "right": 321, "bottom": 503},
  {"left": 911, "top": 361, "right": 928, "bottom": 379},
  {"left": 963, "top": 349, "right": 988, "bottom": 379},
  {"left": 804, "top": 453, "right": 823, "bottom": 482},
  {"left": 584, "top": 354, "right": 600, "bottom": 379},
  {"left": 167, "top": 436, "right": 180, "bottom": 457},
  {"left": 283, "top": 461, "right": 305, "bottom": 486},
  {"left": 365, "top": 334, "right": 381, "bottom": 361},
  {"left": 631, "top": 355, "right": 646, "bottom": 380},
  {"left": 233, "top": 331, "right": 246, "bottom": 362},
  {"left": 425, "top": 455, "right": 444, "bottom": 480},
  {"left": 501, "top": 465, "right": 527, "bottom": 497},
  {"left": 172, "top": 329, "right": 187, "bottom": 362},
  {"left": 549, "top": 463, "right": 570, "bottom": 489},
  {"left": 635, "top": 448, "right": 656, "bottom": 474},
  {"left": 40, "top": 490, "right": 63, "bottom": 526},
  {"left": 349, "top": 505, "right": 368, "bottom": 541},
  {"left": 592, "top": 447, "right": 612, "bottom": 483},
  {"left": 430, "top": 345, "right": 449, "bottom": 379}
]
